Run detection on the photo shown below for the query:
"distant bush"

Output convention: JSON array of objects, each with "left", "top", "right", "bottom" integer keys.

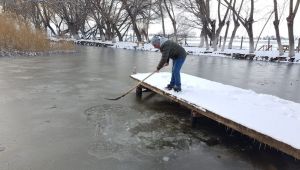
[{"left": 0, "top": 14, "right": 74, "bottom": 52}]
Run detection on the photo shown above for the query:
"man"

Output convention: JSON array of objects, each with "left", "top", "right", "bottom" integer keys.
[{"left": 151, "top": 36, "right": 187, "bottom": 92}]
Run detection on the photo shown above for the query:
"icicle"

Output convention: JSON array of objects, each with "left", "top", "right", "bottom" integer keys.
[{"left": 230, "top": 129, "right": 234, "bottom": 136}]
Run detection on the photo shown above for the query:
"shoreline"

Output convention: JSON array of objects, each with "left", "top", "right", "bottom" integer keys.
[
  {"left": 3, "top": 37, "right": 300, "bottom": 64},
  {"left": 0, "top": 49, "right": 78, "bottom": 57}
]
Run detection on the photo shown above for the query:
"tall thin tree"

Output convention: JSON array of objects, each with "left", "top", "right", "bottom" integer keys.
[
  {"left": 273, "top": 0, "right": 284, "bottom": 56},
  {"left": 286, "top": 0, "right": 300, "bottom": 59}
]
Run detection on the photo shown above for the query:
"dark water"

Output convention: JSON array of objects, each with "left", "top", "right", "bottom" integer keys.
[
  {"left": 0, "top": 46, "right": 299, "bottom": 170},
  {"left": 185, "top": 56, "right": 300, "bottom": 103}
]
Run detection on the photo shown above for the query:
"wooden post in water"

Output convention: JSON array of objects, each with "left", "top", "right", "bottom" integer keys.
[
  {"left": 298, "top": 38, "right": 300, "bottom": 53},
  {"left": 268, "top": 37, "right": 270, "bottom": 51},
  {"left": 133, "top": 34, "right": 135, "bottom": 42},
  {"left": 136, "top": 86, "right": 143, "bottom": 98},
  {"left": 240, "top": 36, "right": 244, "bottom": 49}
]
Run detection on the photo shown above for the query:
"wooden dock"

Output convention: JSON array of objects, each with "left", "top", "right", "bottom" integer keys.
[{"left": 131, "top": 72, "right": 300, "bottom": 160}]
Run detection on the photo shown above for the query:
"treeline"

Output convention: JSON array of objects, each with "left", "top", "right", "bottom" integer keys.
[{"left": 1, "top": 0, "right": 299, "bottom": 58}]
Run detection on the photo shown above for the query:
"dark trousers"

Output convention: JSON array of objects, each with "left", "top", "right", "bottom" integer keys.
[{"left": 170, "top": 57, "right": 185, "bottom": 88}]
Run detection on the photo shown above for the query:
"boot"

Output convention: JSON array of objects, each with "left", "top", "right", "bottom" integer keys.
[
  {"left": 165, "top": 84, "right": 173, "bottom": 90},
  {"left": 173, "top": 86, "right": 181, "bottom": 92}
]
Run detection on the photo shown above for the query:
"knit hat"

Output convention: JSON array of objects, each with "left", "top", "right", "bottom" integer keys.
[
  {"left": 151, "top": 36, "right": 168, "bottom": 46},
  {"left": 150, "top": 36, "right": 160, "bottom": 46}
]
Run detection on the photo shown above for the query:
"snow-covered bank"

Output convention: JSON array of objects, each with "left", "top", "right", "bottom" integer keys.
[
  {"left": 132, "top": 72, "right": 300, "bottom": 151},
  {"left": 48, "top": 37, "right": 300, "bottom": 63},
  {"left": 108, "top": 41, "right": 300, "bottom": 63}
]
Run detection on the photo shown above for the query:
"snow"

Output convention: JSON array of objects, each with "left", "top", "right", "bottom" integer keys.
[
  {"left": 109, "top": 41, "right": 300, "bottom": 63},
  {"left": 52, "top": 37, "right": 300, "bottom": 63},
  {"left": 163, "top": 156, "right": 170, "bottom": 162},
  {"left": 132, "top": 72, "right": 300, "bottom": 149}
]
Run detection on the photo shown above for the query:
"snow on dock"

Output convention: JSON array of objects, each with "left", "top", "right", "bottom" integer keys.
[{"left": 131, "top": 72, "right": 300, "bottom": 159}]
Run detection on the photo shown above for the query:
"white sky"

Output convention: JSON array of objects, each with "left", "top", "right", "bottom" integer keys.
[{"left": 148, "top": 0, "right": 300, "bottom": 38}]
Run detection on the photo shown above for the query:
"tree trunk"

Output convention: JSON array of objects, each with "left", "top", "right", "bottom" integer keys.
[
  {"left": 132, "top": 22, "right": 142, "bottom": 42},
  {"left": 172, "top": 21, "right": 177, "bottom": 42},
  {"left": 247, "top": 27, "right": 255, "bottom": 53},
  {"left": 210, "top": 21, "right": 217, "bottom": 51},
  {"left": 121, "top": 0, "right": 142, "bottom": 42},
  {"left": 199, "top": 30, "right": 205, "bottom": 47},
  {"left": 114, "top": 25, "right": 123, "bottom": 41},
  {"left": 273, "top": 0, "right": 284, "bottom": 55},
  {"left": 286, "top": 0, "right": 300, "bottom": 58},
  {"left": 227, "top": 0, "right": 242, "bottom": 49},
  {"left": 212, "top": 35, "right": 218, "bottom": 51},
  {"left": 105, "top": 22, "right": 114, "bottom": 41},
  {"left": 159, "top": 0, "right": 166, "bottom": 37},
  {"left": 212, "top": 0, "right": 231, "bottom": 51},
  {"left": 68, "top": 23, "right": 80, "bottom": 39},
  {"left": 164, "top": 0, "right": 177, "bottom": 42},
  {"left": 205, "top": 35, "right": 209, "bottom": 50},
  {"left": 287, "top": 19, "right": 295, "bottom": 57},
  {"left": 222, "top": 20, "right": 230, "bottom": 51},
  {"left": 228, "top": 23, "right": 239, "bottom": 49}
]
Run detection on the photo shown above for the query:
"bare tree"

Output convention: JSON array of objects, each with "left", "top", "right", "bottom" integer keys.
[
  {"left": 35, "top": 1, "right": 57, "bottom": 35},
  {"left": 103, "top": 0, "right": 116, "bottom": 40},
  {"left": 178, "top": 0, "right": 206, "bottom": 47},
  {"left": 273, "top": 0, "right": 284, "bottom": 56},
  {"left": 88, "top": 0, "right": 106, "bottom": 41},
  {"left": 158, "top": 0, "right": 166, "bottom": 36},
  {"left": 228, "top": 0, "right": 243, "bottom": 49},
  {"left": 221, "top": 19, "right": 230, "bottom": 51},
  {"left": 121, "top": 0, "right": 152, "bottom": 42},
  {"left": 224, "top": 0, "right": 255, "bottom": 53},
  {"left": 139, "top": 0, "right": 161, "bottom": 41},
  {"left": 91, "top": 0, "right": 127, "bottom": 41},
  {"left": 286, "top": 0, "right": 300, "bottom": 59},
  {"left": 4, "top": 0, "right": 40, "bottom": 26},
  {"left": 163, "top": 0, "right": 177, "bottom": 42},
  {"left": 211, "top": 0, "right": 232, "bottom": 51},
  {"left": 200, "top": 0, "right": 212, "bottom": 50},
  {"left": 178, "top": 0, "right": 213, "bottom": 49},
  {"left": 179, "top": 0, "right": 231, "bottom": 50},
  {"left": 51, "top": 0, "right": 90, "bottom": 39}
]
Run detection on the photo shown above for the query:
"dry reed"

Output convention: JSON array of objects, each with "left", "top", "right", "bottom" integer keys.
[{"left": 0, "top": 14, "right": 74, "bottom": 52}]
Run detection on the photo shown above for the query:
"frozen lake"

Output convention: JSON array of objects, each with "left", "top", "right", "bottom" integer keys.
[{"left": 0, "top": 46, "right": 299, "bottom": 170}]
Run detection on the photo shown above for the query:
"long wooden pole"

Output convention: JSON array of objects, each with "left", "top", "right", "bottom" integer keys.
[{"left": 105, "top": 70, "right": 157, "bottom": 100}]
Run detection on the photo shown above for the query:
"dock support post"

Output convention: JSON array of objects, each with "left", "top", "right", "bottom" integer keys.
[
  {"left": 136, "top": 85, "right": 143, "bottom": 98},
  {"left": 191, "top": 110, "right": 203, "bottom": 128},
  {"left": 240, "top": 36, "right": 244, "bottom": 49}
]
